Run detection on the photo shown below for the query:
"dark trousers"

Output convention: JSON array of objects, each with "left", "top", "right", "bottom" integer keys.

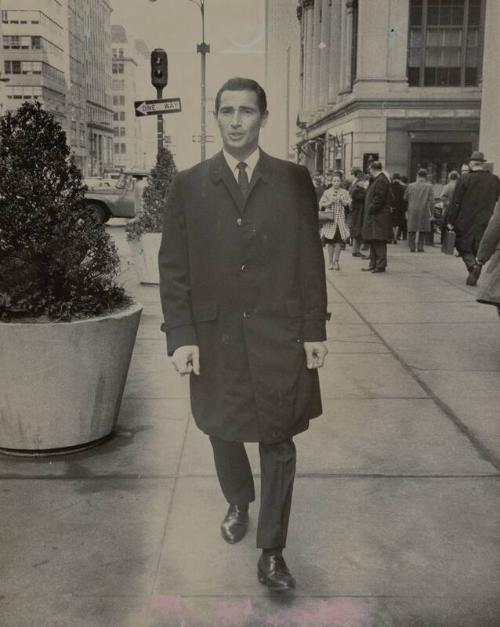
[
  {"left": 457, "top": 234, "right": 482, "bottom": 271},
  {"left": 368, "top": 240, "right": 387, "bottom": 270},
  {"left": 209, "top": 435, "right": 296, "bottom": 549}
]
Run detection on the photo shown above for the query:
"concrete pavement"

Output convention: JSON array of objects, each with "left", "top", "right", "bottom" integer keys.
[{"left": 1, "top": 229, "right": 499, "bottom": 627}]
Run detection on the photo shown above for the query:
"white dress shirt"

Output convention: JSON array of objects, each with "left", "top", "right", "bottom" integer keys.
[{"left": 223, "top": 147, "right": 260, "bottom": 183}]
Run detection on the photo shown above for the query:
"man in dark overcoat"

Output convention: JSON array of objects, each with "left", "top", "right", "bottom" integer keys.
[
  {"left": 447, "top": 151, "right": 500, "bottom": 286},
  {"left": 361, "top": 161, "right": 393, "bottom": 273},
  {"left": 158, "top": 78, "right": 329, "bottom": 592}
]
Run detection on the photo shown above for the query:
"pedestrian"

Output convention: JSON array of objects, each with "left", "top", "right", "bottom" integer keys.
[
  {"left": 447, "top": 151, "right": 500, "bottom": 286},
  {"left": 440, "top": 170, "right": 459, "bottom": 232},
  {"left": 361, "top": 161, "right": 393, "bottom": 273},
  {"left": 349, "top": 168, "right": 369, "bottom": 258},
  {"left": 390, "top": 173, "right": 407, "bottom": 244},
  {"left": 460, "top": 162, "right": 471, "bottom": 176},
  {"left": 312, "top": 171, "right": 325, "bottom": 202},
  {"left": 158, "top": 77, "right": 329, "bottom": 593},
  {"left": 405, "top": 168, "right": 434, "bottom": 252},
  {"left": 476, "top": 201, "right": 500, "bottom": 318},
  {"left": 318, "top": 172, "right": 351, "bottom": 270},
  {"left": 323, "top": 170, "right": 333, "bottom": 190}
]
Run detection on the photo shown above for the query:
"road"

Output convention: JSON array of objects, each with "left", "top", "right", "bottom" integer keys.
[{"left": 1, "top": 225, "right": 499, "bottom": 627}]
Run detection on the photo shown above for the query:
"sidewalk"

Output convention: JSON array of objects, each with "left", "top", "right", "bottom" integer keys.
[{"left": 1, "top": 231, "right": 499, "bottom": 627}]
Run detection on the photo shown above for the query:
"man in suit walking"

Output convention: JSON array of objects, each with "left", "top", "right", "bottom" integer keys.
[{"left": 158, "top": 78, "right": 328, "bottom": 592}]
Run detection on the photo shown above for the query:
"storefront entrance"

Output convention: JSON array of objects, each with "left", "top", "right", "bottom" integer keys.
[{"left": 410, "top": 142, "right": 472, "bottom": 184}]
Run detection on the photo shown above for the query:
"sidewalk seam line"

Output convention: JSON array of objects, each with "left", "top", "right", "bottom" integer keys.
[{"left": 325, "top": 273, "right": 500, "bottom": 472}]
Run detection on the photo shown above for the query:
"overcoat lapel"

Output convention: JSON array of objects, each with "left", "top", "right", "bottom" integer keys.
[{"left": 209, "top": 150, "right": 273, "bottom": 215}]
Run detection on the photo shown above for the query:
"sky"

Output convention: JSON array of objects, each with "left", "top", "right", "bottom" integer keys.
[{"left": 111, "top": 0, "right": 267, "bottom": 169}]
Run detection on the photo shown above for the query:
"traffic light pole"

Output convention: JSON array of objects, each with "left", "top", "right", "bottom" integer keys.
[{"left": 156, "top": 86, "right": 164, "bottom": 158}]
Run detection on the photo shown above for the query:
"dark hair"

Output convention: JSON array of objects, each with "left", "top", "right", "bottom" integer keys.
[
  {"left": 401, "top": 175, "right": 408, "bottom": 184},
  {"left": 215, "top": 77, "right": 267, "bottom": 115},
  {"left": 370, "top": 161, "right": 383, "bottom": 171},
  {"left": 417, "top": 168, "right": 428, "bottom": 178},
  {"left": 392, "top": 172, "right": 402, "bottom": 181},
  {"left": 352, "top": 168, "right": 363, "bottom": 178},
  {"left": 448, "top": 170, "right": 459, "bottom": 181},
  {"left": 332, "top": 171, "right": 343, "bottom": 181}
]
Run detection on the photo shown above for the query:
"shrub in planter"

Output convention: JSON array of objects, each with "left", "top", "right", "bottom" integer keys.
[
  {"left": 0, "top": 101, "right": 127, "bottom": 321},
  {"left": 126, "top": 147, "right": 177, "bottom": 284},
  {"left": 0, "top": 102, "right": 142, "bottom": 454}
]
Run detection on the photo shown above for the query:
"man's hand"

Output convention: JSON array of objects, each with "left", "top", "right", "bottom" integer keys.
[
  {"left": 171, "top": 345, "right": 200, "bottom": 376},
  {"left": 304, "top": 342, "right": 328, "bottom": 369}
]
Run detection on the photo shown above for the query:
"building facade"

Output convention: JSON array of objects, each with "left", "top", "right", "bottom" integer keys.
[
  {"left": 1, "top": 0, "right": 68, "bottom": 127},
  {"left": 67, "top": 0, "right": 86, "bottom": 172},
  {"left": 111, "top": 25, "right": 150, "bottom": 170},
  {"left": 479, "top": 0, "right": 499, "bottom": 171},
  {"left": 264, "top": 0, "right": 301, "bottom": 160},
  {"left": 84, "top": 0, "right": 113, "bottom": 176},
  {"left": 296, "top": 0, "right": 485, "bottom": 182},
  {"left": 1, "top": 0, "right": 114, "bottom": 177}
]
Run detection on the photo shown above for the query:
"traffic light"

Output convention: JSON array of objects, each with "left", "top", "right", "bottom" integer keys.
[{"left": 151, "top": 48, "right": 168, "bottom": 90}]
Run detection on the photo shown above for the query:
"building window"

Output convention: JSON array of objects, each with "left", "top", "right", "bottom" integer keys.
[
  {"left": 408, "top": 0, "right": 484, "bottom": 87},
  {"left": 119, "top": 111, "right": 125, "bottom": 121},
  {"left": 120, "top": 143, "right": 126, "bottom": 154},
  {"left": 119, "top": 126, "right": 126, "bottom": 137},
  {"left": 114, "top": 143, "right": 120, "bottom": 154}
]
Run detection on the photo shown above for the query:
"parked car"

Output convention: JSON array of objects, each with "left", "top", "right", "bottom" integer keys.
[{"left": 84, "top": 169, "right": 149, "bottom": 223}]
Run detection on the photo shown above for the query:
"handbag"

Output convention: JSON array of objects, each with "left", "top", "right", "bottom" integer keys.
[
  {"left": 318, "top": 208, "right": 335, "bottom": 222},
  {"left": 441, "top": 229, "right": 456, "bottom": 255}
]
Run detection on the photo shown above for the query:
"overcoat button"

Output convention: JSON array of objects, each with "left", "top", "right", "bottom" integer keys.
[
  {"left": 236, "top": 218, "right": 242, "bottom": 226},
  {"left": 240, "top": 264, "right": 247, "bottom": 272}
]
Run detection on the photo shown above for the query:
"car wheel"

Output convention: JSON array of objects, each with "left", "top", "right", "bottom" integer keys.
[{"left": 87, "top": 203, "right": 109, "bottom": 224}]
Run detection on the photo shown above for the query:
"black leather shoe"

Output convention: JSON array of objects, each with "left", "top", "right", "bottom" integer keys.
[
  {"left": 371, "top": 268, "right": 386, "bottom": 273},
  {"left": 258, "top": 553, "right": 296, "bottom": 592},
  {"left": 361, "top": 267, "right": 375, "bottom": 272},
  {"left": 220, "top": 504, "right": 249, "bottom": 544},
  {"left": 466, "top": 264, "right": 482, "bottom": 286}
]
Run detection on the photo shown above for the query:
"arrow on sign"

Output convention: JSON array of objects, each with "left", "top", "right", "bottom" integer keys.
[{"left": 134, "top": 98, "right": 182, "bottom": 117}]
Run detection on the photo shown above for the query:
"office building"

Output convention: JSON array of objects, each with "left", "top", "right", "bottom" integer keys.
[
  {"left": 111, "top": 24, "right": 150, "bottom": 170},
  {"left": 290, "top": 0, "right": 485, "bottom": 181}
]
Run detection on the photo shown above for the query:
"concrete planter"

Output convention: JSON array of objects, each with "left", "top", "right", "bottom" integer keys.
[
  {"left": 129, "top": 233, "right": 161, "bottom": 284},
  {"left": 0, "top": 303, "right": 142, "bottom": 456}
]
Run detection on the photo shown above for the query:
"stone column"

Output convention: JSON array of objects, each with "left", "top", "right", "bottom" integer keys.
[
  {"left": 318, "top": 0, "right": 331, "bottom": 108},
  {"left": 339, "top": 0, "right": 354, "bottom": 95},
  {"left": 328, "top": 0, "right": 342, "bottom": 104},
  {"left": 303, "top": 2, "right": 315, "bottom": 113},
  {"left": 479, "top": 0, "right": 500, "bottom": 170},
  {"left": 387, "top": 0, "right": 410, "bottom": 82},
  {"left": 311, "top": 0, "right": 322, "bottom": 112}
]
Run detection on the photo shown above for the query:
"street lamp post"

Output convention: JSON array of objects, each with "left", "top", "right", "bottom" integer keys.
[
  {"left": 149, "top": 0, "right": 210, "bottom": 162},
  {"left": 195, "top": 0, "right": 210, "bottom": 162}
]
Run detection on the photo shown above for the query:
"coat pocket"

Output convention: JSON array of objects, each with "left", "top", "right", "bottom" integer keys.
[{"left": 192, "top": 302, "right": 218, "bottom": 322}]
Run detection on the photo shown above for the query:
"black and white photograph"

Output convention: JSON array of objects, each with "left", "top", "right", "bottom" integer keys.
[{"left": 0, "top": 1, "right": 499, "bottom": 625}]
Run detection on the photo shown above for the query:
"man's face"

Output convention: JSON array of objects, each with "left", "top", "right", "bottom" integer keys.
[{"left": 215, "top": 90, "right": 268, "bottom": 157}]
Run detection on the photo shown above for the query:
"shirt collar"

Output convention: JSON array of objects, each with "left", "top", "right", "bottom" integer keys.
[{"left": 223, "top": 147, "right": 260, "bottom": 181}]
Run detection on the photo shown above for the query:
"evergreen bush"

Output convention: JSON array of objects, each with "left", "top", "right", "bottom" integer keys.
[
  {"left": 125, "top": 146, "right": 177, "bottom": 241},
  {"left": 0, "top": 101, "right": 128, "bottom": 322}
]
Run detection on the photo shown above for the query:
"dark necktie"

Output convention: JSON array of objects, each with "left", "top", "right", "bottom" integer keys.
[{"left": 237, "top": 161, "right": 249, "bottom": 199}]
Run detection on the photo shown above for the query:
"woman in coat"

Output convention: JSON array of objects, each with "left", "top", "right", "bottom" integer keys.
[
  {"left": 477, "top": 200, "right": 500, "bottom": 318},
  {"left": 404, "top": 168, "right": 434, "bottom": 252},
  {"left": 390, "top": 173, "right": 407, "bottom": 243},
  {"left": 318, "top": 172, "right": 351, "bottom": 270},
  {"left": 349, "top": 169, "right": 368, "bottom": 257}
]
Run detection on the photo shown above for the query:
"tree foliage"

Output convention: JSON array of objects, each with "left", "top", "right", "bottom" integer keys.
[
  {"left": 0, "top": 101, "right": 128, "bottom": 321},
  {"left": 126, "top": 146, "right": 177, "bottom": 240}
]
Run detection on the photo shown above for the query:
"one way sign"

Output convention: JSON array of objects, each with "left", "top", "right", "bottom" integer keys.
[{"left": 134, "top": 97, "right": 182, "bottom": 117}]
